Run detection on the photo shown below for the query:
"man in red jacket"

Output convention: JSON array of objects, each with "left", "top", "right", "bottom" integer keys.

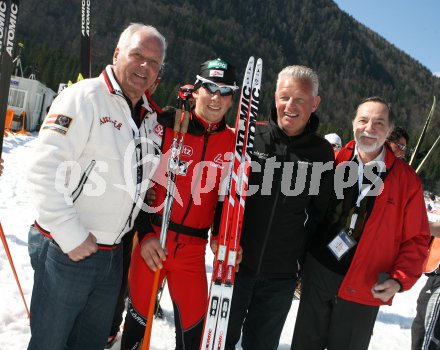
[{"left": 291, "top": 96, "right": 430, "bottom": 350}]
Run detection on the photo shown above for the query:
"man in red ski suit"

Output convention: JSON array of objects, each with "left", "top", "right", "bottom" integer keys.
[{"left": 121, "top": 58, "right": 239, "bottom": 350}]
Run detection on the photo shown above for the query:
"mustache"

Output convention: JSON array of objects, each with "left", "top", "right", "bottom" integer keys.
[{"left": 359, "top": 132, "right": 378, "bottom": 140}]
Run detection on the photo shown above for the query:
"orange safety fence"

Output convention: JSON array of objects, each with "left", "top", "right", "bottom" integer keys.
[{"left": 3, "top": 109, "right": 31, "bottom": 136}]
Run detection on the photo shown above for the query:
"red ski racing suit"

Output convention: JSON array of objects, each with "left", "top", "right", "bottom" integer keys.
[{"left": 121, "top": 109, "right": 235, "bottom": 350}]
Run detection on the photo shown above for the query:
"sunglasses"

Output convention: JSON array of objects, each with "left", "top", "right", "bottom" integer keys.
[
  {"left": 196, "top": 75, "right": 239, "bottom": 96},
  {"left": 392, "top": 141, "right": 407, "bottom": 151},
  {"left": 331, "top": 143, "right": 341, "bottom": 150}
]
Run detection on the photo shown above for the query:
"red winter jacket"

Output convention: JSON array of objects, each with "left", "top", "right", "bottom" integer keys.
[
  {"left": 336, "top": 140, "right": 430, "bottom": 306},
  {"left": 136, "top": 110, "right": 235, "bottom": 242}
]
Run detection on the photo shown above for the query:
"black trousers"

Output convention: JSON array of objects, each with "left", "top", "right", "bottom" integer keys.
[
  {"left": 411, "top": 273, "right": 440, "bottom": 350},
  {"left": 108, "top": 229, "right": 135, "bottom": 337},
  {"left": 225, "top": 267, "right": 297, "bottom": 350},
  {"left": 291, "top": 254, "right": 379, "bottom": 350}
]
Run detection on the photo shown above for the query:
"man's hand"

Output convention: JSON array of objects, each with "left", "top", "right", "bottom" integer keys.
[
  {"left": 210, "top": 237, "right": 243, "bottom": 272},
  {"left": 429, "top": 221, "right": 440, "bottom": 237},
  {"left": 67, "top": 233, "right": 98, "bottom": 261},
  {"left": 210, "top": 237, "right": 219, "bottom": 254},
  {"left": 371, "top": 278, "right": 401, "bottom": 302},
  {"left": 140, "top": 237, "right": 167, "bottom": 271},
  {"left": 235, "top": 245, "right": 243, "bottom": 272},
  {"left": 146, "top": 188, "right": 156, "bottom": 206}
]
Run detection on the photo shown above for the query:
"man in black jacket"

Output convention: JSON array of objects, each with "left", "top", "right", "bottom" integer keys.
[{"left": 224, "top": 65, "right": 334, "bottom": 350}]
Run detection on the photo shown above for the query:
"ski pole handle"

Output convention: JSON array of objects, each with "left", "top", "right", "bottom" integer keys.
[
  {"left": 174, "top": 108, "right": 182, "bottom": 133},
  {"left": 180, "top": 110, "right": 190, "bottom": 134}
]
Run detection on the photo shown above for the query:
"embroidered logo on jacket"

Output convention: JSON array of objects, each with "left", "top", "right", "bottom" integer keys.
[
  {"left": 181, "top": 145, "right": 194, "bottom": 157},
  {"left": 99, "top": 116, "right": 122, "bottom": 130},
  {"left": 210, "top": 153, "right": 225, "bottom": 169},
  {"left": 42, "top": 114, "right": 73, "bottom": 135},
  {"left": 253, "top": 150, "right": 269, "bottom": 159},
  {"left": 154, "top": 124, "right": 163, "bottom": 137}
]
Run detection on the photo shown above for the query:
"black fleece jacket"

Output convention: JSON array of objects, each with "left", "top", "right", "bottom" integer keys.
[{"left": 239, "top": 109, "right": 335, "bottom": 278}]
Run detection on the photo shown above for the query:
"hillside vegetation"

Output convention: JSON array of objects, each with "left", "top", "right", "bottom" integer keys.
[{"left": 14, "top": 0, "right": 440, "bottom": 190}]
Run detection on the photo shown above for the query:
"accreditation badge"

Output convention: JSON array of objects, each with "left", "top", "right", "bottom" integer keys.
[{"left": 327, "top": 229, "right": 357, "bottom": 261}]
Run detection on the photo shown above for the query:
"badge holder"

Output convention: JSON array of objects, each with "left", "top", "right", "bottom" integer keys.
[
  {"left": 327, "top": 167, "right": 377, "bottom": 261},
  {"left": 327, "top": 228, "right": 357, "bottom": 261}
]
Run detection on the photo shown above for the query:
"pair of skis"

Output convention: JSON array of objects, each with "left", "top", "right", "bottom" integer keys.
[{"left": 200, "top": 56, "right": 262, "bottom": 350}]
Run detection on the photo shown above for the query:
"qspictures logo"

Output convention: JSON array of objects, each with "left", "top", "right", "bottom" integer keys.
[{"left": 53, "top": 141, "right": 387, "bottom": 215}]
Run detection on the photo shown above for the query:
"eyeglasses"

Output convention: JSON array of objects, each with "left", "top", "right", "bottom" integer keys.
[
  {"left": 392, "top": 141, "right": 407, "bottom": 151},
  {"left": 331, "top": 144, "right": 341, "bottom": 150},
  {"left": 196, "top": 75, "right": 239, "bottom": 96}
]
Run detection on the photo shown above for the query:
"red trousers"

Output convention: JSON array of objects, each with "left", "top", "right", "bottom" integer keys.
[{"left": 122, "top": 230, "right": 208, "bottom": 350}]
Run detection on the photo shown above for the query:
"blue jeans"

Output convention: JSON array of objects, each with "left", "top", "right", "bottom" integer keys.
[{"left": 27, "top": 233, "right": 123, "bottom": 350}]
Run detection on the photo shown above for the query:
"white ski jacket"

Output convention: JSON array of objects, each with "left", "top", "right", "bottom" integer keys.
[{"left": 27, "top": 66, "right": 159, "bottom": 253}]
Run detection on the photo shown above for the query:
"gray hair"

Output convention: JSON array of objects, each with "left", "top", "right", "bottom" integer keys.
[
  {"left": 117, "top": 23, "right": 167, "bottom": 63},
  {"left": 276, "top": 65, "right": 319, "bottom": 97}
]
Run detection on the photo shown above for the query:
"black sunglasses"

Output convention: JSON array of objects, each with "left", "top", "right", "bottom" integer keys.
[{"left": 196, "top": 75, "right": 238, "bottom": 96}]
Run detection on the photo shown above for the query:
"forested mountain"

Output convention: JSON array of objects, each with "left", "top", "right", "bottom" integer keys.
[{"left": 14, "top": 0, "right": 440, "bottom": 190}]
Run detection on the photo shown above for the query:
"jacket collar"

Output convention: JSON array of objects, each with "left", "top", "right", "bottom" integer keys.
[{"left": 192, "top": 112, "right": 226, "bottom": 134}]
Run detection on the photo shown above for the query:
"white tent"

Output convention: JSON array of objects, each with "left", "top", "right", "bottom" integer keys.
[{"left": 7, "top": 75, "right": 56, "bottom": 131}]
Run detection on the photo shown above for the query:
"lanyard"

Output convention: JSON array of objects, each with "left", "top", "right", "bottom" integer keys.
[
  {"left": 348, "top": 158, "right": 384, "bottom": 233},
  {"left": 126, "top": 107, "right": 143, "bottom": 204}
]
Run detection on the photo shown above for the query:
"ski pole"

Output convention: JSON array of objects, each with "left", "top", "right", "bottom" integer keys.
[
  {"left": 154, "top": 276, "right": 167, "bottom": 319},
  {"left": 0, "top": 222, "right": 30, "bottom": 318},
  {"left": 415, "top": 133, "right": 440, "bottom": 174},
  {"left": 409, "top": 96, "right": 436, "bottom": 166},
  {"left": 141, "top": 98, "right": 191, "bottom": 350}
]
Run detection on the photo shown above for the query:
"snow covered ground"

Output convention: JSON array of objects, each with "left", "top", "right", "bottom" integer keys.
[{"left": 0, "top": 133, "right": 434, "bottom": 349}]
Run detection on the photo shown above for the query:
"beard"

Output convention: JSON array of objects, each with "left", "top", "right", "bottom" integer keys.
[{"left": 354, "top": 132, "right": 385, "bottom": 154}]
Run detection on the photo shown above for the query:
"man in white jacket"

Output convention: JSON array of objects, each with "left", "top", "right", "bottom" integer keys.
[{"left": 26, "top": 23, "right": 166, "bottom": 350}]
